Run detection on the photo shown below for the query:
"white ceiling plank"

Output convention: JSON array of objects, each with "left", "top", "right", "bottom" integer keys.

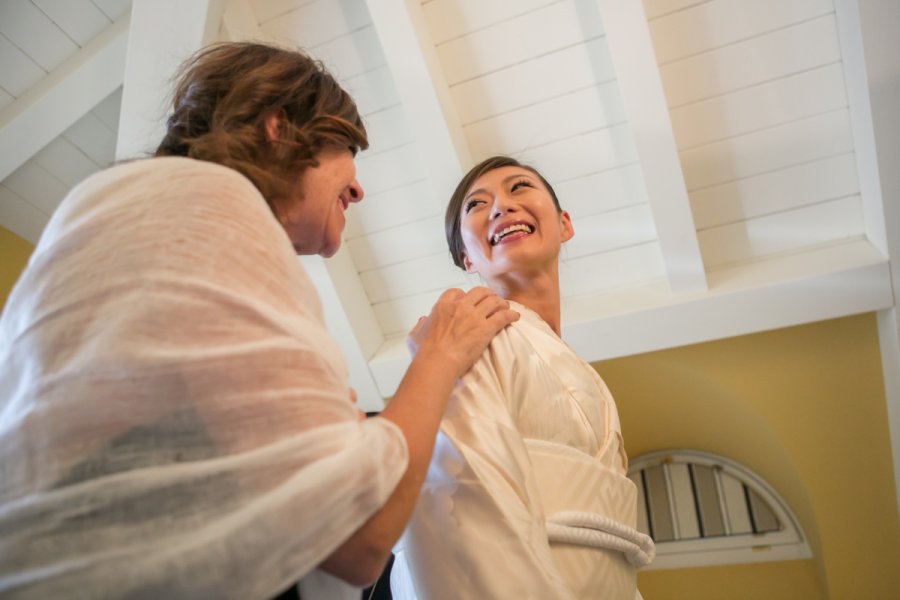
[
  {"left": 91, "top": 0, "right": 132, "bottom": 21},
  {"left": 253, "top": 0, "right": 314, "bottom": 25},
  {"left": 360, "top": 250, "right": 463, "bottom": 305},
  {"left": 299, "top": 249, "right": 387, "bottom": 412},
  {"left": 554, "top": 163, "right": 648, "bottom": 221},
  {"left": 698, "top": 195, "right": 864, "bottom": 268},
  {"left": 0, "top": 183, "right": 49, "bottom": 243},
  {"left": 436, "top": 0, "right": 604, "bottom": 85},
  {"left": 660, "top": 15, "right": 841, "bottom": 108},
  {"left": 649, "top": 0, "right": 834, "bottom": 65},
  {"left": 681, "top": 109, "right": 854, "bottom": 191},
  {"left": 90, "top": 86, "right": 122, "bottom": 131},
  {"left": 348, "top": 214, "right": 445, "bottom": 272},
  {"left": 642, "top": 0, "right": 706, "bottom": 20},
  {"left": 0, "top": 15, "right": 127, "bottom": 183},
  {"left": 372, "top": 288, "right": 447, "bottom": 340},
  {"left": 32, "top": 0, "right": 113, "bottom": 47},
  {"left": 597, "top": 0, "right": 706, "bottom": 294},
  {"left": 33, "top": 137, "right": 100, "bottom": 187},
  {"left": 364, "top": 0, "right": 472, "bottom": 204},
  {"left": 464, "top": 81, "right": 627, "bottom": 159},
  {"left": 563, "top": 203, "right": 657, "bottom": 261},
  {"left": 560, "top": 241, "right": 666, "bottom": 298},
  {"left": 0, "top": 88, "right": 12, "bottom": 111},
  {"left": 422, "top": 0, "right": 555, "bottom": 46},
  {"left": 4, "top": 160, "right": 68, "bottom": 216},
  {"left": 343, "top": 178, "right": 437, "bottom": 239},
  {"left": 260, "top": 0, "right": 370, "bottom": 49},
  {"left": 221, "top": 0, "right": 265, "bottom": 41},
  {"left": 0, "top": 0, "right": 78, "bottom": 72},
  {"left": 342, "top": 64, "right": 400, "bottom": 116},
  {"left": 517, "top": 123, "right": 637, "bottom": 184},
  {"left": 116, "top": 0, "right": 225, "bottom": 160},
  {"left": 64, "top": 111, "right": 117, "bottom": 167},
  {"left": 451, "top": 37, "right": 616, "bottom": 125},
  {"left": 670, "top": 62, "right": 848, "bottom": 151},
  {"left": 691, "top": 153, "right": 859, "bottom": 231},
  {"left": 0, "top": 33, "right": 46, "bottom": 97}
]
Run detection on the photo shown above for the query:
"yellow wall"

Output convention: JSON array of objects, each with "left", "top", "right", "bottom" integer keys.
[
  {"left": 0, "top": 226, "right": 34, "bottom": 310},
  {"left": 597, "top": 313, "right": 900, "bottom": 599}
]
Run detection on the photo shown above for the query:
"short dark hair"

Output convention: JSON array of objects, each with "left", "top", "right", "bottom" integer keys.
[
  {"left": 444, "top": 156, "right": 561, "bottom": 270},
  {"left": 155, "top": 42, "right": 368, "bottom": 206}
]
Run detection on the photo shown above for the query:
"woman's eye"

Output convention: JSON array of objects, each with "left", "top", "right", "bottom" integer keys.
[
  {"left": 464, "top": 199, "right": 483, "bottom": 213},
  {"left": 511, "top": 180, "right": 533, "bottom": 192}
]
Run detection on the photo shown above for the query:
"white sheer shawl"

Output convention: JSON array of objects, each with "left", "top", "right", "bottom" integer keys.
[{"left": 0, "top": 157, "right": 407, "bottom": 599}]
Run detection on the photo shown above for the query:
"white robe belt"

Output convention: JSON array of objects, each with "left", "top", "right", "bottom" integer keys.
[{"left": 546, "top": 511, "right": 656, "bottom": 568}]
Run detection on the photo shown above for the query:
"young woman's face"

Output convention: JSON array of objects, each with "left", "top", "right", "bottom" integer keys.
[
  {"left": 277, "top": 148, "right": 364, "bottom": 257},
  {"left": 459, "top": 166, "right": 572, "bottom": 280}
]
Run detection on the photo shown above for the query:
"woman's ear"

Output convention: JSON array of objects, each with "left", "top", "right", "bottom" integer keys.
[
  {"left": 462, "top": 252, "right": 478, "bottom": 274},
  {"left": 264, "top": 112, "right": 282, "bottom": 142},
  {"left": 560, "top": 210, "right": 574, "bottom": 243}
]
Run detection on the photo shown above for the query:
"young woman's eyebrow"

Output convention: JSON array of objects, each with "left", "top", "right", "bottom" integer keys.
[{"left": 464, "top": 173, "right": 535, "bottom": 202}]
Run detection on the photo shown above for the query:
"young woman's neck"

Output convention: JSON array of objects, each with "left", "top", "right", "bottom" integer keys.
[{"left": 489, "top": 266, "right": 562, "bottom": 336}]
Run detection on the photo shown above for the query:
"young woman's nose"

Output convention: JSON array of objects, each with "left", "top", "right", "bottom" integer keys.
[
  {"left": 490, "top": 194, "right": 516, "bottom": 220},
  {"left": 347, "top": 179, "right": 364, "bottom": 203}
]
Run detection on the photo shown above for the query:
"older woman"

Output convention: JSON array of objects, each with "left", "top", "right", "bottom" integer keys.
[
  {"left": 391, "top": 156, "right": 654, "bottom": 599},
  {"left": 0, "top": 44, "right": 516, "bottom": 599}
]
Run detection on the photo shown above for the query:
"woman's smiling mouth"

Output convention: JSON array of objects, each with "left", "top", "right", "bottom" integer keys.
[{"left": 491, "top": 222, "right": 535, "bottom": 245}]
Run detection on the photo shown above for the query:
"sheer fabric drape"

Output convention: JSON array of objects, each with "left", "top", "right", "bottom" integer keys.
[{"left": 0, "top": 158, "right": 407, "bottom": 599}]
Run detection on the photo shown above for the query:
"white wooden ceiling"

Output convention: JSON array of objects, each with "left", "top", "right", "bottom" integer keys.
[{"left": 0, "top": 0, "right": 896, "bottom": 414}]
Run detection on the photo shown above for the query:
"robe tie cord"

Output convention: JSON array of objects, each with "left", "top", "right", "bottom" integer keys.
[{"left": 546, "top": 511, "right": 656, "bottom": 568}]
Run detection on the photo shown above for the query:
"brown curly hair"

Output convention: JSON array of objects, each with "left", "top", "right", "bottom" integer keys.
[
  {"left": 155, "top": 42, "right": 368, "bottom": 204},
  {"left": 445, "top": 156, "right": 561, "bottom": 270}
]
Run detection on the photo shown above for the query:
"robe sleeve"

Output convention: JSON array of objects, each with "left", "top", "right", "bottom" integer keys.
[
  {"left": 392, "top": 327, "right": 573, "bottom": 599},
  {"left": 0, "top": 157, "right": 408, "bottom": 599}
]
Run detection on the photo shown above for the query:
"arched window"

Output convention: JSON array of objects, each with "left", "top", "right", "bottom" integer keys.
[{"left": 628, "top": 450, "right": 811, "bottom": 569}]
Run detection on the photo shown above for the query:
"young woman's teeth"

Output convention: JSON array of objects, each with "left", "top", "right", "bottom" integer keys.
[{"left": 492, "top": 224, "right": 533, "bottom": 245}]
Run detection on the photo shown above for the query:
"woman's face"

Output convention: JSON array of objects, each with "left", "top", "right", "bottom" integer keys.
[
  {"left": 459, "top": 166, "right": 572, "bottom": 280},
  {"left": 277, "top": 148, "right": 364, "bottom": 257}
]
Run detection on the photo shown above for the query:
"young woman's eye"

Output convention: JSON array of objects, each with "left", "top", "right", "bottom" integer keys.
[
  {"left": 463, "top": 199, "right": 483, "bottom": 214},
  {"left": 511, "top": 180, "right": 533, "bottom": 192}
]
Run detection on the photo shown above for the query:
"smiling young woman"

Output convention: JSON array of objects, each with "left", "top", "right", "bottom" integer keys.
[{"left": 391, "top": 156, "right": 655, "bottom": 600}]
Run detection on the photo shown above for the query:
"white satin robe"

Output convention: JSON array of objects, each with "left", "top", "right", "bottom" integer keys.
[{"left": 391, "top": 302, "right": 642, "bottom": 599}]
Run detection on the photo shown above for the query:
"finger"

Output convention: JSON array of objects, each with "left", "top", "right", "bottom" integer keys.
[{"left": 485, "top": 307, "right": 520, "bottom": 331}]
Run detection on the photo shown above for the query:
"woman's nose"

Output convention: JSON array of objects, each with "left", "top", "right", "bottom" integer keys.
[
  {"left": 491, "top": 196, "right": 514, "bottom": 220},
  {"left": 348, "top": 179, "right": 364, "bottom": 203}
]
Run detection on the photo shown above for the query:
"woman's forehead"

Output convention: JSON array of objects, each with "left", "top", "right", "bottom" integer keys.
[{"left": 466, "top": 166, "right": 539, "bottom": 196}]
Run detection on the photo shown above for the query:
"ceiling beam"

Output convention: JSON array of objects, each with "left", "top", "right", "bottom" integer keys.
[
  {"left": 116, "top": 0, "right": 226, "bottom": 160},
  {"left": 300, "top": 249, "right": 389, "bottom": 412},
  {"left": 369, "top": 238, "right": 892, "bottom": 396},
  {"left": 594, "top": 0, "right": 708, "bottom": 295},
  {"left": 364, "top": 0, "right": 472, "bottom": 199},
  {"left": 0, "top": 15, "right": 128, "bottom": 182},
  {"left": 846, "top": 0, "right": 900, "bottom": 520}
]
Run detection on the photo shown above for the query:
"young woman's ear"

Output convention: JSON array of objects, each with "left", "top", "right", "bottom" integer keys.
[
  {"left": 462, "top": 252, "right": 478, "bottom": 274},
  {"left": 560, "top": 211, "right": 574, "bottom": 243}
]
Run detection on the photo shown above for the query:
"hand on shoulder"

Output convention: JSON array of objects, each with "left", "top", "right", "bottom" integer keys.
[{"left": 408, "top": 287, "right": 519, "bottom": 380}]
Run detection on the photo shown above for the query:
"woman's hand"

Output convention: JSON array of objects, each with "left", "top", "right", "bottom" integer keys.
[{"left": 408, "top": 287, "right": 519, "bottom": 380}]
